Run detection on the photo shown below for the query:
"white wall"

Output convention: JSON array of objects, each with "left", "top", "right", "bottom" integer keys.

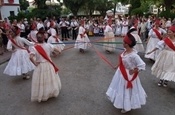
[
  {"left": 3, "top": 0, "right": 19, "bottom": 4},
  {"left": 0, "top": 6, "right": 20, "bottom": 19}
]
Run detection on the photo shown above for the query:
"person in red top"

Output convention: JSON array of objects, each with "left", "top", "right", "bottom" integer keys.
[
  {"left": 106, "top": 31, "right": 146, "bottom": 113},
  {"left": 147, "top": 25, "right": 175, "bottom": 87}
]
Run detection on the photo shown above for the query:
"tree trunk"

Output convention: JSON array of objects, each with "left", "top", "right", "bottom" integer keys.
[{"left": 113, "top": 2, "right": 117, "bottom": 17}]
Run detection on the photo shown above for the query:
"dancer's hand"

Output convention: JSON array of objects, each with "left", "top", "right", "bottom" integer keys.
[
  {"left": 129, "top": 68, "right": 138, "bottom": 75},
  {"left": 146, "top": 51, "right": 152, "bottom": 55},
  {"left": 34, "top": 62, "right": 40, "bottom": 66},
  {"left": 114, "top": 65, "right": 118, "bottom": 69}
]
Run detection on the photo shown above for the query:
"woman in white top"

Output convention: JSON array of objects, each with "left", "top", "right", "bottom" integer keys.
[
  {"left": 30, "top": 32, "right": 61, "bottom": 102},
  {"left": 74, "top": 20, "right": 91, "bottom": 53},
  {"left": 3, "top": 26, "right": 35, "bottom": 79},
  {"left": 106, "top": 32, "right": 146, "bottom": 113},
  {"left": 103, "top": 19, "right": 116, "bottom": 53},
  {"left": 47, "top": 21, "right": 65, "bottom": 56},
  {"left": 145, "top": 20, "right": 167, "bottom": 61}
]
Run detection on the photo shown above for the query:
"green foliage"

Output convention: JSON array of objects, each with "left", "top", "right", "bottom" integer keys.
[
  {"left": 33, "top": 0, "right": 47, "bottom": 9},
  {"left": 159, "top": 11, "right": 175, "bottom": 19},
  {"left": 63, "top": 0, "right": 87, "bottom": 16},
  {"left": 19, "top": 0, "right": 29, "bottom": 11},
  {"left": 8, "top": 5, "right": 61, "bottom": 22},
  {"left": 61, "top": 8, "right": 71, "bottom": 15},
  {"left": 131, "top": 7, "right": 143, "bottom": 16},
  {"left": 95, "top": 0, "right": 114, "bottom": 16},
  {"left": 129, "top": 0, "right": 141, "bottom": 14}
]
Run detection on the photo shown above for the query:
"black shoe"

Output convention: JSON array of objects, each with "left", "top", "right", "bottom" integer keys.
[
  {"left": 163, "top": 80, "right": 168, "bottom": 87},
  {"left": 158, "top": 79, "right": 163, "bottom": 86},
  {"left": 79, "top": 48, "right": 84, "bottom": 53}
]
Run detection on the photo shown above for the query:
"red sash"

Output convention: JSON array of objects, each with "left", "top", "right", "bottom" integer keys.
[
  {"left": 34, "top": 45, "right": 59, "bottom": 72},
  {"left": 163, "top": 37, "right": 175, "bottom": 51},
  {"left": 153, "top": 29, "right": 162, "bottom": 40},
  {"left": 119, "top": 54, "right": 138, "bottom": 89},
  {"left": 9, "top": 38, "right": 30, "bottom": 53}
]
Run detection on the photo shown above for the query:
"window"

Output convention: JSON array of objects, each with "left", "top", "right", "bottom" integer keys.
[{"left": 10, "top": 11, "right": 15, "bottom": 16}]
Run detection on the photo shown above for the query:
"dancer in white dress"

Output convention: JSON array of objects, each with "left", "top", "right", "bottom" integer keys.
[
  {"left": 145, "top": 20, "right": 167, "bottom": 61},
  {"left": 147, "top": 25, "right": 175, "bottom": 87},
  {"left": 115, "top": 18, "right": 122, "bottom": 36},
  {"left": 103, "top": 19, "right": 116, "bottom": 53},
  {"left": 74, "top": 20, "right": 91, "bottom": 53},
  {"left": 121, "top": 17, "right": 129, "bottom": 37},
  {"left": 106, "top": 32, "right": 147, "bottom": 113},
  {"left": 129, "top": 26, "right": 145, "bottom": 52},
  {"left": 30, "top": 32, "right": 61, "bottom": 102},
  {"left": 28, "top": 22, "right": 38, "bottom": 43},
  {"left": 47, "top": 21, "right": 65, "bottom": 56},
  {"left": 3, "top": 26, "right": 35, "bottom": 79}
]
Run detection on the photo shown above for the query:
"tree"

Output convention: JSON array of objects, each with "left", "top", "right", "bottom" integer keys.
[
  {"left": 19, "top": 0, "right": 29, "bottom": 11},
  {"left": 95, "top": 0, "right": 114, "bottom": 16},
  {"left": 129, "top": 0, "right": 141, "bottom": 14},
  {"left": 82, "top": 0, "right": 97, "bottom": 16},
  {"left": 33, "top": 0, "right": 47, "bottom": 9},
  {"left": 111, "top": 0, "right": 128, "bottom": 15},
  {"left": 63, "top": 0, "right": 87, "bottom": 16}
]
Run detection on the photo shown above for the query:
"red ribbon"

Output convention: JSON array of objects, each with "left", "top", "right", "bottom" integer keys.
[
  {"left": 35, "top": 45, "right": 59, "bottom": 72},
  {"left": 163, "top": 37, "right": 175, "bottom": 51},
  {"left": 93, "top": 46, "right": 115, "bottom": 69},
  {"left": 119, "top": 54, "right": 138, "bottom": 88},
  {"left": 153, "top": 29, "right": 162, "bottom": 40},
  {"left": 9, "top": 38, "right": 30, "bottom": 53}
]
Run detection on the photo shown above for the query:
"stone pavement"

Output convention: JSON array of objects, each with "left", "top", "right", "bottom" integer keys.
[{"left": 0, "top": 51, "right": 11, "bottom": 65}]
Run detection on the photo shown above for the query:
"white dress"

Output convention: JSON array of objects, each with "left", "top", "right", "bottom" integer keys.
[
  {"left": 121, "top": 21, "right": 128, "bottom": 36},
  {"left": 115, "top": 20, "right": 122, "bottom": 36},
  {"left": 3, "top": 36, "right": 35, "bottom": 76},
  {"left": 106, "top": 50, "right": 147, "bottom": 111},
  {"left": 129, "top": 28, "right": 145, "bottom": 52},
  {"left": 30, "top": 43, "right": 61, "bottom": 102},
  {"left": 103, "top": 25, "right": 116, "bottom": 52},
  {"left": 47, "top": 28, "right": 65, "bottom": 52},
  {"left": 28, "top": 30, "right": 38, "bottom": 43},
  {"left": 145, "top": 28, "right": 167, "bottom": 60},
  {"left": 151, "top": 40, "right": 175, "bottom": 82},
  {"left": 74, "top": 26, "right": 91, "bottom": 49}
]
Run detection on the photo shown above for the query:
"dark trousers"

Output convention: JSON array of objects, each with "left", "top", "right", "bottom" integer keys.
[
  {"left": 61, "top": 27, "right": 68, "bottom": 41},
  {"left": 72, "top": 27, "right": 77, "bottom": 40}
]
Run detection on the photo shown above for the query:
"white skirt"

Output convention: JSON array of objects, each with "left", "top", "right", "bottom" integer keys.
[
  {"left": 3, "top": 49, "right": 35, "bottom": 76},
  {"left": 145, "top": 37, "right": 161, "bottom": 60},
  {"left": 74, "top": 34, "right": 91, "bottom": 49},
  {"left": 53, "top": 39, "right": 65, "bottom": 52},
  {"left": 132, "top": 34, "right": 145, "bottom": 52},
  {"left": 151, "top": 50, "right": 175, "bottom": 82},
  {"left": 115, "top": 27, "right": 121, "bottom": 36},
  {"left": 31, "top": 62, "right": 61, "bottom": 102},
  {"left": 106, "top": 69, "right": 147, "bottom": 111},
  {"left": 103, "top": 32, "right": 116, "bottom": 52}
]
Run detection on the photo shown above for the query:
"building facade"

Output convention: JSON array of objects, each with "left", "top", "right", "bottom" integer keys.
[{"left": 0, "top": 0, "right": 20, "bottom": 20}]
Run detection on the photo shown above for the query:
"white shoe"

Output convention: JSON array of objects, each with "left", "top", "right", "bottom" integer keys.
[
  {"left": 121, "top": 109, "right": 129, "bottom": 113},
  {"left": 23, "top": 75, "right": 30, "bottom": 80}
]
